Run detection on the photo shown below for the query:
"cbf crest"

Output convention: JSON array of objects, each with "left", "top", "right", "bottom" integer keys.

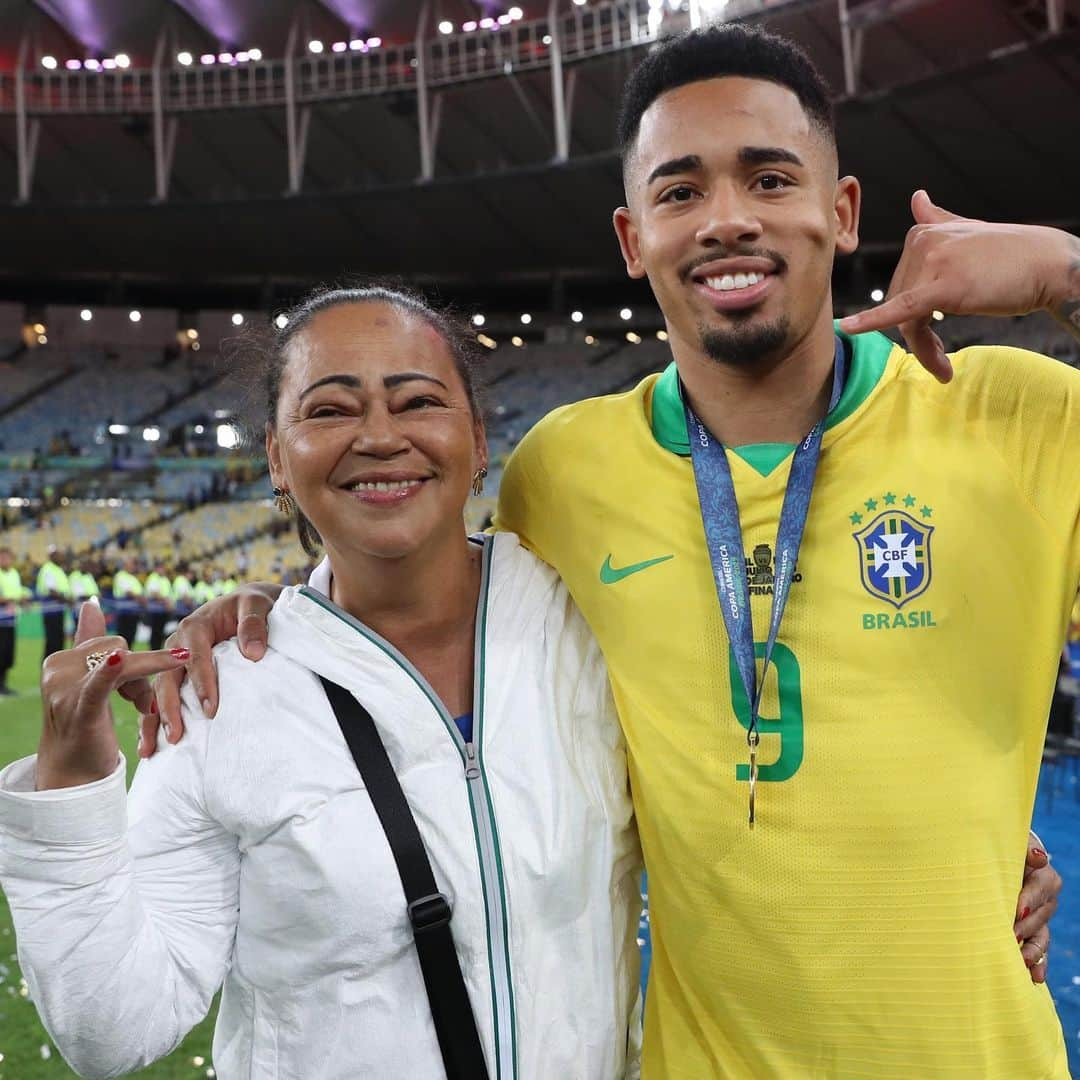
[{"left": 852, "top": 504, "right": 934, "bottom": 609}]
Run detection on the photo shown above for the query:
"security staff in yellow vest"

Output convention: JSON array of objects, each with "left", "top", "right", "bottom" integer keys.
[
  {"left": 171, "top": 564, "right": 195, "bottom": 621},
  {"left": 68, "top": 560, "right": 101, "bottom": 607},
  {"left": 0, "top": 547, "right": 22, "bottom": 696},
  {"left": 143, "top": 560, "right": 173, "bottom": 651},
  {"left": 35, "top": 546, "right": 70, "bottom": 660},
  {"left": 191, "top": 565, "right": 215, "bottom": 609},
  {"left": 111, "top": 556, "right": 144, "bottom": 647}
]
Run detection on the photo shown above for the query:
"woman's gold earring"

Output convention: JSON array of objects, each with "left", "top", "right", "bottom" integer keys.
[
  {"left": 272, "top": 486, "right": 295, "bottom": 514},
  {"left": 471, "top": 467, "right": 488, "bottom": 497}
]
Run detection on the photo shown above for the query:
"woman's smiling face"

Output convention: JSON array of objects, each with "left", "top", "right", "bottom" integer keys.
[{"left": 267, "top": 300, "right": 486, "bottom": 562}]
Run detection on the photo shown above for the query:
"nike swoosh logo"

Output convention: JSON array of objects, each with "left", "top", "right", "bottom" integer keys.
[{"left": 600, "top": 553, "right": 674, "bottom": 584}]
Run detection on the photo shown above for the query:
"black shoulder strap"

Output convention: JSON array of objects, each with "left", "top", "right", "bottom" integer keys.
[{"left": 319, "top": 676, "right": 491, "bottom": 1080}]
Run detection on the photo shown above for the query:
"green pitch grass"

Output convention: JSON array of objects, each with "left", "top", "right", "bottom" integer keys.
[{"left": 0, "top": 639, "right": 219, "bottom": 1079}]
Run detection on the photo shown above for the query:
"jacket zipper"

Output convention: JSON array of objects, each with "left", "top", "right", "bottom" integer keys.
[{"left": 298, "top": 534, "right": 517, "bottom": 1079}]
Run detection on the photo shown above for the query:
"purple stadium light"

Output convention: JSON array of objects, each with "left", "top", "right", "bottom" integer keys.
[
  {"left": 463, "top": 20, "right": 477, "bottom": 31},
  {"left": 65, "top": 58, "right": 82, "bottom": 70},
  {"left": 480, "top": 17, "right": 496, "bottom": 28},
  {"left": 200, "top": 53, "right": 216, "bottom": 64},
  {"left": 332, "top": 41, "right": 347, "bottom": 52},
  {"left": 218, "top": 52, "right": 233, "bottom": 63},
  {"left": 84, "top": 58, "right": 101, "bottom": 71},
  {"left": 498, "top": 13, "right": 512, "bottom": 24},
  {"left": 367, "top": 37, "right": 381, "bottom": 47},
  {"left": 235, "top": 50, "right": 249, "bottom": 62},
  {"left": 102, "top": 57, "right": 116, "bottom": 69}
]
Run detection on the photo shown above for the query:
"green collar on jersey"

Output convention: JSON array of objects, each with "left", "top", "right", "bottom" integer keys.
[{"left": 650, "top": 327, "right": 895, "bottom": 475}]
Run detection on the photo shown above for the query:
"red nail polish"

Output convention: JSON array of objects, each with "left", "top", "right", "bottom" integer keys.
[
  {"left": 106, "top": 651, "right": 123, "bottom": 667},
  {"left": 1020, "top": 907, "right": 1030, "bottom": 920},
  {"left": 150, "top": 699, "right": 158, "bottom": 715},
  {"left": 169, "top": 648, "right": 191, "bottom": 660},
  {"left": 1032, "top": 848, "right": 1046, "bottom": 859}
]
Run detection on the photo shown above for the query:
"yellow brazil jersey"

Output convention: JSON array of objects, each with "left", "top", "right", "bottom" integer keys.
[{"left": 494, "top": 329, "right": 1079, "bottom": 1079}]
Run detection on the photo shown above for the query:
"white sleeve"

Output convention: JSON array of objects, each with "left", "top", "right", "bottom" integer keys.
[{"left": 0, "top": 714, "right": 239, "bottom": 1079}]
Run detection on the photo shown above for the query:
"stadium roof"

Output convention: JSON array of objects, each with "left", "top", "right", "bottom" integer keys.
[{"left": 0, "top": 0, "right": 1076, "bottom": 311}]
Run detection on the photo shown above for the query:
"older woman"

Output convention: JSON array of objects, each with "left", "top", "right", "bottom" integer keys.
[{"left": 0, "top": 286, "right": 643, "bottom": 1079}]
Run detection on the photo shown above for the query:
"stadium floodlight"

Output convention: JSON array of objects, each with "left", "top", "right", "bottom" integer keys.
[
  {"left": 573, "top": 0, "right": 587, "bottom": 6},
  {"left": 108, "top": 424, "right": 130, "bottom": 435},
  {"left": 186, "top": 328, "right": 199, "bottom": 340},
  {"left": 248, "top": 47, "right": 263, "bottom": 61},
  {"left": 932, "top": 310, "right": 944, "bottom": 322},
  {"left": 570, "top": 310, "right": 583, "bottom": 323},
  {"left": 115, "top": 54, "right": 130, "bottom": 68},
  {"left": 194, "top": 424, "right": 205, "bottom": 434},
  {"left": 472, "top": 314, "right": 485, "bottom": 327},
  {"left": 463, "top": 20, "right": 478, "bottom": 31},
  {"left": 511, "top": 336, "right": 524, "bottom": 347},
  {"left": 477, "top": 334, "right": 497, "bottom": 349},
  {"left": 84, "top": 58, "right": 101, "bottom": 71},
  {"left": 542, "top": 34, "right": 552, "bottom": 44},
  {"left": 498, "top": 13, "right": 513, "bottom": 24},
  {"left": 65, "top": 59, "right": 82, "bottom": 70},
  {"left": 308, "top": 40, "right": 324, "bottom": 54},
  {"left": 235, "top": 51, "right": 249, "bottom": 62},
  {"left": 585, "top": 334, "right": 596, "bottom": 344},
  {"left": 620, "top": 307, "right": 632, "bottom": 320},
  {"left": 656, "top": 329, "right": 669, "bottom": 341},
  {"left": 509, "top": 6, "right": 524, "bottom": 18},
  {"left": 102, "top": 58, "right": 117, "bottom": 69},
  {"left": 41, "top": 56, "right": 58, "bottom": 70},
  {"left": 231, "top": 313, "right": 244, "bottom": 326},
  {"left": 200, "top": 53, "right": 215, "bottom": 64},
  {"left": 177, "top": 51, "right": 193, "bottom": 65},
  {"left": 367, "top": 37, "right": 382, "bottom": 48},
  {"left": 438, "top": 20, "right": 454, "bottom": 34},
  {"left": 142, "top": 426, "right": 161, "bottom": 442},
  {"left": 275, "top": 313, "right": 289, "bottom": 329},
  {"left": 520, "top": 313, "right": 532, "bottom": 325},
  {"left": 626, "top": 332, "right": 642, "bottom": 344},
  {"left": 218, "top": 52, "right": 233, "bottom": 64},
  {"left": 332, "top": 41, "right": 347, "bottom": 53},
  {"left": 80, "top": 309, "right": 93, "bottom": 322},
  {"left": 480, "top": 17, "right": 496, "bottom": 28},
  {"left": 32, "top": 323, "right": 45, "bottom": 334},
  {"left": 870, "top": 287, "right": 885, "bottom": 302},
  {"left": 217, "top": 424, "right": 241, "bottom": 450},
  {"left": 129, "top": 310, "right": 142, "bottom": 323},
  {"left": 37, "top": 334, "right": 48, "bottom": 345}
]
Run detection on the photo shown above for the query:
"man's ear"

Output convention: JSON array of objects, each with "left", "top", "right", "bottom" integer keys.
[
  {"left": 613, "top": 206, "right": 648, "bottom": 280},
  {"left": 834, "top": 175, "right": 861, "bottom": 256}
]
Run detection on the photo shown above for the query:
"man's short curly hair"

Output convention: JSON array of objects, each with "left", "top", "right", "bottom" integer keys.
[{"left": 617, "top": 23, "right": 835, "bottom": 169}]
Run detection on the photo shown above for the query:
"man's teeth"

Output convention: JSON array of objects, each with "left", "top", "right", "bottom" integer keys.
[
  {"left": 703, "top": 271, "right": 766, "bottom": 292},
  {"left": 347, "top": 480, "right": 421, "bottom": 492}
]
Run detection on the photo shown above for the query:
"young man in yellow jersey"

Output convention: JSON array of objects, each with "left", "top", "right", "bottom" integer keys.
[
  {"left": 145, "top": 23, "right": 1075, "bottom": 1079},
  {"left": 494, "top": 25, "right": 1079, "bottom": 1077}
]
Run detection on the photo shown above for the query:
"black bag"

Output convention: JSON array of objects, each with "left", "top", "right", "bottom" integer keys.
[{"left": 319, "top": 677, "right": 491, "bottom": 1080}]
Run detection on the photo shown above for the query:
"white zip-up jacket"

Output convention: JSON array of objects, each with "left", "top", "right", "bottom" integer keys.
[{"left": 0, "top": 533, "right": 643, "bottom": 1079}]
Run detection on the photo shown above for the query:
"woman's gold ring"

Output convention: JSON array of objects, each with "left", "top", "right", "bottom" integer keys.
[{"left": 85, "top": 651, "right": 110, "bottom": 673}]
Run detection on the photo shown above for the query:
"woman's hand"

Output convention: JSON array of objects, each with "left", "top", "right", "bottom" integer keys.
[
  {"left": 1014, "top": 837, "right": 1062, "bottom": 986},
  {"left": 141, "top": 583, "right": 283, "bottom": 757},
  {"left": 38, "top": 600, "right": 191, "bottom": 790}
]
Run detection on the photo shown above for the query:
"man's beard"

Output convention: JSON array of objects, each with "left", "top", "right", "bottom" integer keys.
[{"left": 698, "top": 313, "right": 791, "bottom": 369}]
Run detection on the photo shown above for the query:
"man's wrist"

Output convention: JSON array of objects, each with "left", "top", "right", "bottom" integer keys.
[{"left": 1046, "top": 230, "right": 1080, "bottom": 341}]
